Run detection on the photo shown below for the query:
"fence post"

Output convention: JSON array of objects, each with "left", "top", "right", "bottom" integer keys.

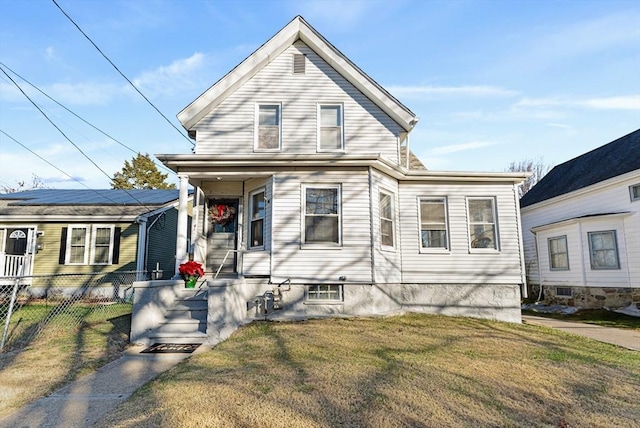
[{"left": 1, "top": 276, "right": 21, "bottom": 352}]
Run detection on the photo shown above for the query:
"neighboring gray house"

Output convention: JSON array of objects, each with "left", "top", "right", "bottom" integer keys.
[
  {"left": 520, "top": 129, "right": 640, "bottom": 308},
  {"left": 0, "top": 189, "right": 188, "bottom": 294},
  {"left": 131, "top": 16, "right": 529, "bottom": 346}
]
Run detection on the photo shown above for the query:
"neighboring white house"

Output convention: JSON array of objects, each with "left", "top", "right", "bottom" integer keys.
[
  {"left": 520, "top": 129, "right": 640, "bottom": 308},
  {"left": 131, "top": 16, "right": 529, "bottom": 346}
]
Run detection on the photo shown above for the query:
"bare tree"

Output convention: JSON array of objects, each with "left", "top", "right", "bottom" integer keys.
[
  {"left": 0, "top": 174, "right": 49, "bottom": 194},
  {"left": 507, "top": 158, "right": 552, "bottom": 198}
]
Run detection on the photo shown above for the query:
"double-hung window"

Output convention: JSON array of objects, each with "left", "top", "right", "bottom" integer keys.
[
  {"left": 548, "top": 235, "right": 569, "bottom": 270},
  {"left": 92, "top": 225, "right": 115, "bottom": 264},
  {"left": 588, "top": 230, "right": 620, "bottom": 269},
  {"left": 250, "top": 189, "right": 266, "bottom": 248},
  {"left": 467, "top": 197, "right": 498, "bottom": 250},
  {"left": 67, "top": 225, "right": 89, "bottom": 265},
  {"left": 256, "top": 104, "right": 281, "bottom": 151},
  {"left": 419, "top": 198, "right": 449, "bottom": 250},
  {"left": 303, "top": 185, "right": 341, "bottom": 245},
  {"left": 318, "top": 104, "right": 343, "bottom": 151},
  {"left": 379, "top": 191, "right": 395, "bottom": 248},
  {"left": 630, "top": 184, "right": 640, "bottom": 202}
]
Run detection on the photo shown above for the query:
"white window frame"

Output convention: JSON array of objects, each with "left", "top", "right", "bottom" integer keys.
[
  {"left": 379, "top": 190, "right": 395, "bottom": 249},
  {"left": 306, "top": 284, "right": 343, "bottom": 303},
  {"left": 548, "top": 235, "right": 569, "bottom": 271},
  {"left": 419, "top": 197, "right": 449, "bottom": 251},
  {"left": 302, "top": 184, "right": 342, "bottom": 247},
  {"left": 249, "top": 188, "right": 266, "bottom": 249},
  {"left": 588, "top": 230, "right": 620, "bottom": 270},
  {"left": 630, "top": 184, "right": 640, "bottom": 202},
  {"left": 467, "top": 197, "right": 499, "bottom": 251},
  {"left": 91, "top": 225, "right": 115, "bottom": 265},
  {"left": 254, "top": 103, "right": 282, "bottom": 152},
  {"left": 66, "top": 225, "right": 89, "bottom": 265},
  {"left": 317, "top": 104, "right": 344, "bottom": 152}
]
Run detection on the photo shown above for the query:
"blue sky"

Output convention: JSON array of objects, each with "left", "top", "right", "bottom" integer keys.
[{"left": 1, "top": 0, "right": 638, "bottom": 190}]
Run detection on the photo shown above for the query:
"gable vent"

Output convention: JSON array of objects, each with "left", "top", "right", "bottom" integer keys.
[{"left": 293, "top": 54, "right": 306, "bottom": 74}]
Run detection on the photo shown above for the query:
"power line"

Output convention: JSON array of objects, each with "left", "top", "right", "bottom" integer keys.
[
  {"left": 0, "top": 60, "right": 178, "bottom": 177},
  {"left": 51, "top": 0, "right": 194, "bottom": 147}
]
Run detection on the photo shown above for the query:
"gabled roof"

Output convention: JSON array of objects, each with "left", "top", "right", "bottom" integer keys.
[
  {"left": 177, "top": 15, "right": 418, "bottom": 132},
  {"left": 0, "top": 189, "right": 183, "bottom": 218},
  {"left": 520, "top": 129, "right": 640, "bottom": 208}
]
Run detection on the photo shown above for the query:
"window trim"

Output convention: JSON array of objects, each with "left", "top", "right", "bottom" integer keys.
[
  {"left": 317, "top": 103, "right": 344, "bottom": 152},
  {"left": 249, "top": 188, "right": 266, "bottom": 250},
  {"left": 301, "top": 184, "right": 342, "bottom": 247},
  {"left": 547, "top": 235, "right": 569, "bottom": 271},
  {"left": 91, "top": 225, "right": 115, "bottom": 265},
  {"left": 65, "top": 225, "right": 89, "bottom": 265},
  {"left": 418, "top": 197, "right": 450, "bottom": 252},
  {"left": 466, "top": 197, "right": 499, "bottom": 252},
  {"left": 254, "top": 103, "right": 282, "bottom": 152},
  {"left": 630, "top": 184, "right": 640, "bottom": 202},
  {"left": 379, "top": 190, "right": 395, "bottom": 249},
  {"left": 305, "top": 284, "right": 344, "bottom": 304},
  {"left": 588, "top": 230, "right": 620, "bottom": 270}
]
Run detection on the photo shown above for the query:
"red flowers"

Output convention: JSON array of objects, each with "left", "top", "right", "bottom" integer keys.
[{"left": 178, "top": 260, "right": 205, "bottom": 280}]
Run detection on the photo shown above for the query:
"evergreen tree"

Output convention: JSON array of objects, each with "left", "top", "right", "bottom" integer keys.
[{"left": 111, "top": 153, "right": 176, "bottom": 190}]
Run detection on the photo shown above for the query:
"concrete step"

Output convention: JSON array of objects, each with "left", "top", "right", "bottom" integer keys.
[
  {"left": 155, "top": 319, "right": 206, "bottom": 334},
  {"left": 147, "top": 331, "right": 208, "bottom": 344}
]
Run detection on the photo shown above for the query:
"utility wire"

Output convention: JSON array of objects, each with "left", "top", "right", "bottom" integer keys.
[
  {"left": 52, "top": 0, "right": 194, "bottom": 147},
  {"left": 0, "top": 68, "right": 158, "bottom": 210},
  {"left": 0, "top": 60, "right": 178, "bottom": 177}
]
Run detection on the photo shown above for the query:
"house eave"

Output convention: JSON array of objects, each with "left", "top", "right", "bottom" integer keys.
[
  {"left": 0, "top": 215, "right": 141, "bottom": 223},
  {"left": 530, "top": 211, "right": 633, "bottom": 233},
  {"left": 177, "top": 16, "right": 417, "bottom": 133}
]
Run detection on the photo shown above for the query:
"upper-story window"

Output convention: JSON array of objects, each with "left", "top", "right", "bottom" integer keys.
[
  {"left": 318, "top": 104, "right": 344, "bottom": 151},
  {"left": 255, "top": 104, "right": 281, "bottom": 151},
  {"left": 630, "top": 184, "right": 640, "bottom": 202},
  {"left": 249, "top": 189, "right": 266, "bottom": 249},
  {"left": 467, "top": 197, "right": 499, "bottom": 250}
]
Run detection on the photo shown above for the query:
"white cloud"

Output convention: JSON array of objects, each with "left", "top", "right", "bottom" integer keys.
[
  {"left": 47, "top": 82, "right": 124, "bottom": 106},
  {"left": 514, "top": 94, "right": 640, "bottom": 111},
  {"left": 427, "top": 140, "right": 498, "bottom": 155},
  {"left": 387, "top": 85, "right": 518, "bottom": 98},
  {"left": 133, "top": 52, "right": 206, "bottom": 97}
]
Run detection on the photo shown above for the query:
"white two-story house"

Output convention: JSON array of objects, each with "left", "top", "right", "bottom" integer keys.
[{"left": 131, "top": 16, "right": 529, "bottom": 346}]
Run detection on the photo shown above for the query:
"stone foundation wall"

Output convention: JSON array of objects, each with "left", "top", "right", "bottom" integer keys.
[{"left": 544, "top": 286, "right": 638, "bottom": 309}]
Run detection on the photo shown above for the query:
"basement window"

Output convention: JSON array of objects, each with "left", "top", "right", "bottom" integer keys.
[
  {"left": 306, "top": 284, "right": 343, "bottom": 302},
  {"left": 555, "top": 287, "right": 572, "bottom": 297}
]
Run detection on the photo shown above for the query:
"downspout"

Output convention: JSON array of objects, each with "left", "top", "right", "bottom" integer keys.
[
  {"left": 368, "top": 167, "right": 376, "bottom": 284},
  {"left": 514, "top": 183, "right": 528, "bottom": 299},
  {"left": 135, "top": 217, "right": 147, "bottom": 278}
]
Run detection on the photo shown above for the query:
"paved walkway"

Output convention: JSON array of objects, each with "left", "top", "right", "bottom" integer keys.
[
  {"left": 0, "top": 345, "right": 206, "bottom": 428},
  {"left": 522, "top": 315, "right": 640, "bottom": 351}
]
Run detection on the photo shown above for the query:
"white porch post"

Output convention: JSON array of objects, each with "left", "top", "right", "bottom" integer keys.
[{"left": 174, "top": 174, "right": 190, "bottom": 278}]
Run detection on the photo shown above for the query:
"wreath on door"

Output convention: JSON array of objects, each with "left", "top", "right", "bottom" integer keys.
[{"left": 210, "top": 204, "right": 236, "bottom": 225}]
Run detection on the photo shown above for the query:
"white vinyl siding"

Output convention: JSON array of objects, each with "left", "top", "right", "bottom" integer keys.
[
  {"left": 467, "top": 197, "right": 499, "bottom": 250},
  {"left": 271, "top": 170, "right": 372, "bottom": 283},
  {"left": 255, "top": 104, "right": 281, "bottom": 151},
  {"left": 548, "top": 235, "right": 569, "bottom": 270},
  {"left": 91, "top": 225, "right": 115, "bottom": 265},
  {"left": 419, "top": 197, "right": 449, "bottom": 250},
  {"left": 242, "top": 178, "right": 272, "bottom": 276},
  {"left": 371, "top": 172, "right": 401, "bottom": 283},
  {"left": 194, "top": 42, "right": 404, "bottom": 163},
  {"left": 318, "top": 104, "right": 344, "bottom": 151},
  {"left": 399, "top": 183, "right": 523, "bottom": 284},
  {"left": 379, "top": 191, "right": 395, "bottom": 248},
  {"left": 521, "top": 172, "right": 639, "bottom": 288}
]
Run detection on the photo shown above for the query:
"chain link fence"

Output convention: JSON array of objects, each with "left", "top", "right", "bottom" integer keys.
[{"left": 1, "top": 271, "right": 147, "bottom": 353}]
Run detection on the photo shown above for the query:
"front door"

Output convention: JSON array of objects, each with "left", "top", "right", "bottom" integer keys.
[{"left": 207, "top": 200, "right": 238, "bottom": 275}]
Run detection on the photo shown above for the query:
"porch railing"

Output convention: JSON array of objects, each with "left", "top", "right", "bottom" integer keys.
[{"left": 0, "top": 254, "right": 31, "bottom": 277}]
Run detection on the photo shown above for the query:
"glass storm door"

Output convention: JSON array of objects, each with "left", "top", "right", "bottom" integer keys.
[{"left": 207, "top": 200, "right": 238, "bottom": 274}]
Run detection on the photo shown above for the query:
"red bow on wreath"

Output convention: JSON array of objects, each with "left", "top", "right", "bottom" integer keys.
[{"left": 210, "top": 204, "right": 235, "bottom": 225}]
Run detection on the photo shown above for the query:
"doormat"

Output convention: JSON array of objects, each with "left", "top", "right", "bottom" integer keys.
[{"left": 141, "top": 343, "right": 201, "bottom": 354}]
